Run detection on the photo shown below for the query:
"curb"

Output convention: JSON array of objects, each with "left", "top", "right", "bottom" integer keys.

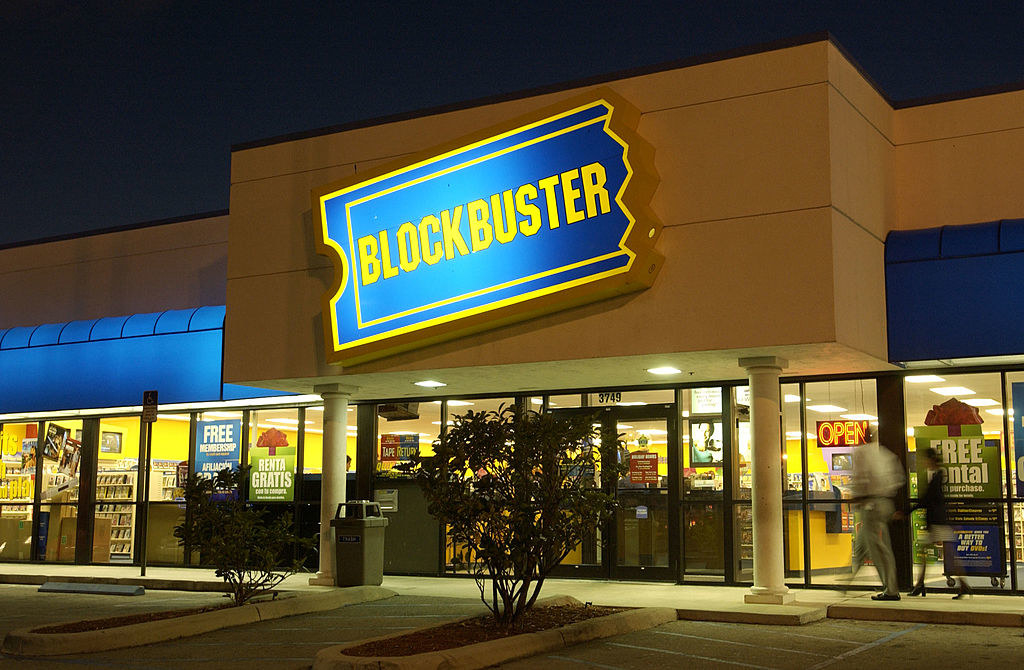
[
  {"left": 0, "top": 573, "right": 229, "bottom": 592},
  {"left": 676, "top": 605, "right": 828, "bottom": 626},
  {"left": 312, "top": 605, "right": 678, "bottom": 670},
  {"left": 827, "top": 604, "right": 1024, "bottom": 628},
  {"left": 1, "top": 585, "right": 396, "bottom": 657}
]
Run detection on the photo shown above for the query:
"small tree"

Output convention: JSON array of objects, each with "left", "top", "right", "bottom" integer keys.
[
  {"left": 402, "top": 406, "right": 624, "bottom": 627},
  {"left": 174, "top": 466, "right": 312, "bottom": 606}
]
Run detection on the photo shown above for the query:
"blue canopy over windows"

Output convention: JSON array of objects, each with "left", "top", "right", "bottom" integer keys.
[
  {"left": 886, "top": 219, "right": 1024, "bottom": 362},
  {"left": 0, "top": 306, "right": 284, "bottom": 415}
]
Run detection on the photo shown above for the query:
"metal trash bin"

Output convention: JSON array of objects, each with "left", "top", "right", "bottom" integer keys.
[{"left": 330, "top": 501, "right": 389, "bottom": 586}]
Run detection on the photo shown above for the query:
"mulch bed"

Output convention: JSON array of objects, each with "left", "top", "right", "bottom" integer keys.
[
  {"left": 33, "top": 602, "right": 236, "bottom": 634},
  {"left": 344, "top": 604, "right": 627, "bottom": 657}
]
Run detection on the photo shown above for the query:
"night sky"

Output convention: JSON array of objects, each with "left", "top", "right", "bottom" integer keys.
[{"left": 2, "top": 1, "right": 1022, "bottom": 247}]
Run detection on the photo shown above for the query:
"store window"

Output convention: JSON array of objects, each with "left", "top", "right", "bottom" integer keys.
[
  {"left": 803, "top": 379, "right": 876, "bottom": 587},
  {"left": 439, "top": 397, "right": 513, "bottom": 572},
  {"left": 909, "top": 372, "right": 1008, "bottom": 590},
  {"left": 40, "top": 419, "right": 83, "bottom": 562},
  {"left": 0, "top": 422, "right": 38, "bottom": 561},
  {"left": 780, "top": 383, "right": 810, "bottom": 585},
  {"left": 376, "top": 401, "right": 441, "bottom": 477},
  {"left": 681, "top": 387, "right": 724, "bottom": 497}
]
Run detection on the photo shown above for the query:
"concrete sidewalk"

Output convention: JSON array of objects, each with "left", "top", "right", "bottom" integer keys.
[{"left": 0, "top": 564, "right": 1021, "bottom": 627}]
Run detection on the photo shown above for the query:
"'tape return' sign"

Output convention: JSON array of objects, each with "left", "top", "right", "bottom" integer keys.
[{"left": 313, "top": 90, "right": 662, "bottom": 365}]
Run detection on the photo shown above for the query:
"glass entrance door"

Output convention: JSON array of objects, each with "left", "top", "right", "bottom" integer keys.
[{"left": 607, "top": 410, "right": 677, "bottom": 580}]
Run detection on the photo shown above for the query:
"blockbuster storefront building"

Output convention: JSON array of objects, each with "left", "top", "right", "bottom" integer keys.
[{"left": 2, "top": 35, "right": 1024, "bottom": 600}]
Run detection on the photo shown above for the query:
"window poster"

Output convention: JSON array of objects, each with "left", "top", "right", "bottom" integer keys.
[
  {"left": 194, "top": 420, "right": 241, "bottom": 477},
  {"left": 42, "top": 423, "right": 69, "bottom": 461},
  {"left": 914, "top": 396, "right": 1003, "bottom": 579},
  {"left": 57, "top": 438, "right": 81, "bottom": 478},
  {"left": 100, "top": 431, "right": 122, "bottom": 454},
  {"left": 690, "top": 388, "right": 721, "bottom": 415},
  {"left": 690, "top": 421, "right": 723, "bottom": 466},
  {"left": 249, "top": 427, "right": 295, "bottom": 501}
]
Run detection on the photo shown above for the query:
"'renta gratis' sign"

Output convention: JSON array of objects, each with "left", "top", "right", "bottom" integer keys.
[{"left": 313, "top": 90, "right": 662, "bottom": 365}]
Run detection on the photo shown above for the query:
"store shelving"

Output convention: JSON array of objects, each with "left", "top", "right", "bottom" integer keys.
[{"left": 96, "top": 470, "right": 136, "bottom": 559}]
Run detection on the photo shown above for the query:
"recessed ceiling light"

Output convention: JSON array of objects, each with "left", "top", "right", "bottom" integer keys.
[
  {"left": 647, "top": 366, "right": 681, "bottom": 375},
  {"left": 985, "top": 408, "right": 1004, "bottom": 416},
  {"left": 807, "top": 404, "right": 848, "bottom": 413},
  {"left": 906, "top": 375, "right": 945, "bottom": 383},
  {"left": 616, "top": 424, "right": 634, "bottom": 430},
  {"left": 963, "top": 398, "right": 999, "bottom": 407},
  {"left": 929, "top": 386, "right": 975, "bottom": 396},
  {"left": 616, "top": 401, "right": 646, "bottom": 406},
  {"left": 414, "top": 380, "right": 446, "bottom": 388},
  {"left": 446, "top": 400, "right": 474, "bottom": 407},
  {"left": 783, "top": 394, "right": 802, "bottom": 403},
  {"left": 785, "top": 431, "right": 802, "bottom": 439},
  {"left": 840, "top": 413, "right": 877, "bottom": 421}
]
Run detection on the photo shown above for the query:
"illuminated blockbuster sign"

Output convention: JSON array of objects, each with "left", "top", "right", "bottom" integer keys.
[{"left": 313, "top": 90, "right": 662, "bottom": 364}]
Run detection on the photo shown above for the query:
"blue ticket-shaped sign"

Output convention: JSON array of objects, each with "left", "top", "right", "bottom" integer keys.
[{"left": 314, "top": 90, "right": 662, "bottom": 364}]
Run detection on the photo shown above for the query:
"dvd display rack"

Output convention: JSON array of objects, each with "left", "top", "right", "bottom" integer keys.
[{"left": 95, "top": 470, "right": 136, "bottom": 559}]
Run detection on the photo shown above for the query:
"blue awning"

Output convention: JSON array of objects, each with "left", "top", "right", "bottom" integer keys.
[
  {"left": 886, "top": 219, "right": 1024, "bottom": 362},
  {"left": 0, "top": 306, "right": 285, "bottom": 415}
]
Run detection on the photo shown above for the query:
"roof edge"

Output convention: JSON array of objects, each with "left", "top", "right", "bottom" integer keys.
[
  {"left": 231, "top": 31, "right": 834, "bottom": 153},
  {"left": 0, "top": 209, "right": 230, "bottom": 252}
]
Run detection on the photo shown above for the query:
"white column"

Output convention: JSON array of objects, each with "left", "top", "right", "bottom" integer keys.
[
  {"left": 309, "top": 383, "right": 358, "bottom": 586},
  {"left": 739, "top": 356, "right": 794, "bottom": 605}
]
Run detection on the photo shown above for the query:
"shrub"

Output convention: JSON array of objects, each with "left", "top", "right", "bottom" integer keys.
[
  {"left": 174, "top": 466, "right": 312, "bottom": 606},
  {"left": 401, "top": 405, "right": 624, "bottom": 627}
]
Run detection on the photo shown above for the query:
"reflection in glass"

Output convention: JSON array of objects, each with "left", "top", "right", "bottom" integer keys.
[{"left": 682, "top": 503, "right": 723, "bottom": 579}]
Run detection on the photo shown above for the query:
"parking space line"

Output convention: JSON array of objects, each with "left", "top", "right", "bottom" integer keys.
[
  {"left": 606, "top": 642, "right": 777, "bottom": 669},
  {"left": 653, "top": 630, "right": 829, "bottom": 656},
  {"left": 697, "top": 622, "right": 861, "bottom": 645},
  {"left": 546, "top": 653, "right": 627, "bottom": 669},
  {"left": 804, "top": 623, "right": 926, "bottom": 670}
]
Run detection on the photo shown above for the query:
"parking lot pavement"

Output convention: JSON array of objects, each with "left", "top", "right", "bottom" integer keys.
[
  {"left": 0, "top": 594, "right": 487, "bottom": 670},
  {"left": 501, "top": 618, "right": 1024, "bottom": 669}
]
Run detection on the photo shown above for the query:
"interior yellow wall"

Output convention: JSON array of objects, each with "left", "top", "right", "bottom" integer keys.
[
  {"left": 786, "top": 509, "right": 852, "bottom": 569},
  {"left": 96, "top": 417, "right": 190, "bottom": 465}
]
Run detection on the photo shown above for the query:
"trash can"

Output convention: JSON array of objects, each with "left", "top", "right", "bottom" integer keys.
[{"left": 330, "top": 501, "right": 389, "bottom": 586}]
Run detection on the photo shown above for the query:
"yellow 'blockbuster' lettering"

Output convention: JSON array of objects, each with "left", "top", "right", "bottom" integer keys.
[
  {"left": 353, "top": 160, "right": 614, "bottom": 286},
  {"left": 441, "top": 205, "right": 470, "bottom": 260},
  {"left": 537, "top": 176, "right": 561, "bottom": 229},
  {"left": 396, "top": 222, "right": 420, "bottom": 273},
  {"left": 560, "top": 169, "right": 584, "bottom": 224},
  {"left": 468, "top": 199, "right": 493, "bottom": 252},
  {"left": 581, "top": 162, "right": 610, "bottom": 217},
  {"left": 419, "top": 215, "right": 443, "bottom": 265},
  {"left": 516, "top": 184, "right": 541, "bottom": 236},
  {"left": 358, "top": 234, "right": 381, "bottom": 286},
  {"left": 379, "top": 231, "right": 399, "bottom": 280},
  {"left": 494, "top": 192, "right": 517, "bottom": 244}
]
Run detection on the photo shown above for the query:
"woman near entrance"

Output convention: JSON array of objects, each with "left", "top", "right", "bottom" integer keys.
[{"left": 908, "top": 447, "right": 969, "bottom": 598}]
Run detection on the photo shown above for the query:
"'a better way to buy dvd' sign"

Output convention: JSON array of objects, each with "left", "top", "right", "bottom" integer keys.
[{"left": 314, "top": 90, "right": 662, "bottom": 364}]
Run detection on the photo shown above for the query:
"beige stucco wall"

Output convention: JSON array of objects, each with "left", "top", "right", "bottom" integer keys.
[
  {"left": 226, "top": 41, "right": 849, "bottom": 390},
  {"left": 0, "top": 215, "right": 228, "bottom": 329},
  {"left": 893, "top": 90, "right": 1024, "bottom": 230},
  {"left": 223, "top": 38, "right": 1021, "bottom": 395}
]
